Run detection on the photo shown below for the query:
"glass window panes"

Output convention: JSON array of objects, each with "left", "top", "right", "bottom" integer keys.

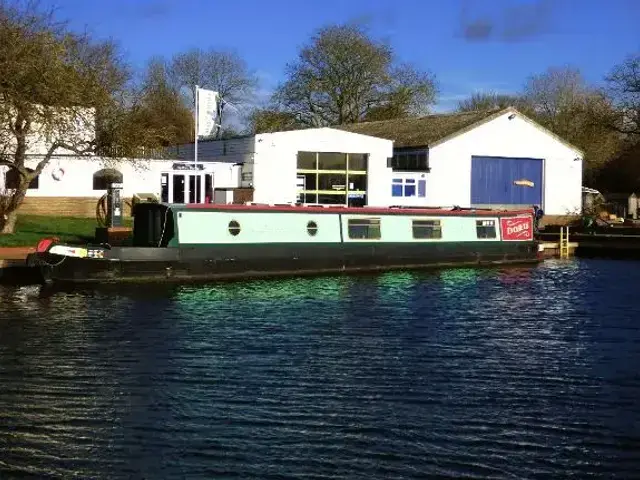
[
  {"left": 349, "top": 174, "right": 367, "bottom": 191},
  {"left": 4, "top": 170, "right": 18, "bottom": 189},
  {"left": 412, "top": 220, "right": 442, "bottom": 239},
  {"left": 302, "top": 172, "right": 317, "bottom": 191},
  {"left": 418, "top": 179, "right": 426, "bottom": 197},
  {"left": 348, "top": 194, "right": 366, "bottom": 207},
  {"left": 392, "top": 178, "right": 403, "bottom": 197},
  {"left": 297, "top": 151, "right": 367, "bottom": 205},
  {"left": 317, "top": 193, "right": 346, "bottom": 205},
  {"left": 302, "top": 193, "right": 317, "bottom": 204},
  {"left": 297, "top": 152, "right": 316, "bottom": 170},
  {"left": 348, "top": 218, "right": 381, "bottom": 239},
  {"left": 348, "top": 153, "right": 367, "bottom": 171},
  {"left": 228, "top": 220, "right": 241, "bottom": 236},
  {"left": 391, "top": 150, "right": 429, "bottom": 171},
  {"left": 307, "top": 221, "right": 318, "bottom": 236},
  {"left": 318, "top": 173, "right": 346, "bottom": 191},
  {"left": 476, "top": 220, "right": 497, "bottom": 239},
  {"left": 392, "top": 177, "right": 425, "bottom": 198},
  {"left": 318, "top": 153, "right": 347, "bottom": 170}
]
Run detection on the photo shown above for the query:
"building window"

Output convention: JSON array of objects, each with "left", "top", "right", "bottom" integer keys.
[
  {"left": 296, "top": 152, "right": 368, "bottom": 206},
  {"left": 301, "top": 193, "right": 317, "bottom": 204},
  {"left": 392, "top": 178, "right": 426, "bottom": 198},
  {"left": 318, "top": 153, "right": 346, "bottom": 170},
  {"left": 476, "top": 220, "right": 496, "bottom": 239},
  {"left": 307, "top": 220, "right": 318, "bottom": 236},
  {"left": 348, "top": 218, "right": 381, "bottom": 240},
  {"left": 297, "top": 152, "right": 316, "bottom": 170},
  {"left": 93, "top": 168, "right": 123, "bottom": 190},
  {"left": 5, "top": 168, "right": 39, "bottom": 190},
  {"left": 228, "top": 220, "right": 241, "bottom": 236},
  {"left": 389, "top": 150, "right": 429, "bottom": 172},
  {"left": 412, "top": 220, "right": 442, "bottom": 239}
]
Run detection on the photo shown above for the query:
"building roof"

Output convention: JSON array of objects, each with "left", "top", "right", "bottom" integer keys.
[
  {"left": 336, "top": 108, "right": 504, "bottom": 148},
  {"left": 336, "top": 106, "right": 584, "bottom": 154}
]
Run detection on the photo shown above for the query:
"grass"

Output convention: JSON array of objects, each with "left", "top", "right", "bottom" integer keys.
[{"left": 0, "top": 215, "right": 133, "bottom": 247}]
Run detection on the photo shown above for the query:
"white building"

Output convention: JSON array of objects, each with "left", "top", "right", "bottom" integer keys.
[
  {"left": 338, "top": 107, "right": 584, "bottom": 216},
  {"left": 1, "top": 106, "right": 583, "bottom": 217},
  {"left": 166, "top": 128, "right": 394, "bottom": 207},
  {"left": 0, "top": 155, "right": 244, "bottom": 217}
]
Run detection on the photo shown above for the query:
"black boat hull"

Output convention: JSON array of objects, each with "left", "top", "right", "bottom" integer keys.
[{"left": 26, "top": 241, "right": 541, "bottom": 285}]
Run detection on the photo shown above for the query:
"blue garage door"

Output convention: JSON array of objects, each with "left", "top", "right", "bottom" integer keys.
[{"left": 471, "top": 156, "right": 543, "bottom": 207}]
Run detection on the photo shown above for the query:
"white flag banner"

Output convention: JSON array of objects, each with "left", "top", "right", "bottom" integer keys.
[{"left": 197, "top": 88, "right": 220, "bottom": 138}]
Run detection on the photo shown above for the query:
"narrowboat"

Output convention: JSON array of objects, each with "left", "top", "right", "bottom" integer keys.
[{"left": 25, "top": 203, "right": 541, "bottom": 285}]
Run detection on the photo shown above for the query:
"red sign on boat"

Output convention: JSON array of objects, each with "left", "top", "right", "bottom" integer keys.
[{"left": 500, "top": 216, "right": 533, "bottom": 241}]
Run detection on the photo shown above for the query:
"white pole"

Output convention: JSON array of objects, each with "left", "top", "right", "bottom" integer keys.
[{"left": 194, "top": 85, "right": 199, "bottom": 167}]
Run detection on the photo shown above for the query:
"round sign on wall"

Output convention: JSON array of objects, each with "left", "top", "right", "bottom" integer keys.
[{"left": 52, "top": 167, "right": 65, "bottom": 181}]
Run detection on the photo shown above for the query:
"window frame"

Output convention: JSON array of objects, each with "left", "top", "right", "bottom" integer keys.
[
  {"left": 307, "top": 220, "right": 318, "bottom": 236},
  {"left": 4, "top": 168, "right": 39, "bottom": 190},
  {"left": 412, "top": 219, "right": 443, "bottom": 239},
  {"left": 228, "top": 220, "right": 241, "bottom": 236},
  {"left": 388, "top": 149, "right": 430, "bottom": 172},
  {"left": 296, "top": 152, "right": 369, "bottom": 206},
  {"left": 347, "top": 217, "right": 382, "bottom": 240},
  {"left": 391, "top": 177, "right": 426, "bottom": 198},
  {"left": 476, "top": 219, "right": 497, "bottom": 239}
]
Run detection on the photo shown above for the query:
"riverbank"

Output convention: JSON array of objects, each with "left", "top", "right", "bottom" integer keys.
[{"left": 0, "top": 215, "right": 97, "bottom": 247}]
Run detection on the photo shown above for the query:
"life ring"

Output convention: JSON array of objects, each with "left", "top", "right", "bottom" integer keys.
[{"left": 52, "top": 167, "right": 65, "bottom": 181}]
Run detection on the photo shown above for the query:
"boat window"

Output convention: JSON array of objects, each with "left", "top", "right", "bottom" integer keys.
[
  {"left": 412, "top": 219, "right": 442, "bottom": 239},
  {"left": 347, "top": 218, "right": 381, "bottom": 240},
  {"left": 307, "top": 220, "right": 318, "bottom": 236},
  {"left": 228, "top": 220, "right": 241, "bottom": 236},
  {"left": 476, "top": 220, "right": 497, "bottom": 239}
]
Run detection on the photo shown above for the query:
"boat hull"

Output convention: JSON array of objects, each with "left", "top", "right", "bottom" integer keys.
[{"left": 26, "top": 241, "right": 541, "bottom": 285}]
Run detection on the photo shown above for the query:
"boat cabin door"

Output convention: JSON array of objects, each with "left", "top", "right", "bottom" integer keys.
[{"left": 161, "top": 171, "right": 213, "bottom": 204}]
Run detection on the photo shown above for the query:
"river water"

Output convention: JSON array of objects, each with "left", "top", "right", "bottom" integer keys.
[{"left": 0, "top": 258, "right": 639, "bottom": 479}]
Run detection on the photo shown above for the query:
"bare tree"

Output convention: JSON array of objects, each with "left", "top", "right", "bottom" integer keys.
[
  {"left": 168, "top": 47, "right": 258, "bottom": 133},
  {"left": 521, "top": 65, "right": 622, "bottom": 182},
  {"left": 0, "top": 0, "right": 164, "bottom": 233},
  {"left": 604, "top": 53, "right": 640, "bottom": 138},
  {"left": 271, "top": 21, "right": 437, "bottom": 127},
  {"left": 456, "top": 91, "right": 527, "bottom": 112},
  {"left": 522, "top": 66, "right": 592, "bottom": 122},
  {"left": 247, "top": 108, "right": 304, "bottom": 134}
]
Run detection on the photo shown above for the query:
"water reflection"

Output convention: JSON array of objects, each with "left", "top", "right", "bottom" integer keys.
[{"left": 0, "top": 260, "right": 640, "bottom": 478}]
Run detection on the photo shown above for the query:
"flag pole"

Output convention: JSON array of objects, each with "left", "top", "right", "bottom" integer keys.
[{"left": 194, "top": 85, "right": 199, "bottom": 167}]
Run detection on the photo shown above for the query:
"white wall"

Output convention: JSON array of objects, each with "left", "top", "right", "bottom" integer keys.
[
  {"left": 426, "top": 112, "right": 583, "bottom": 215},
  {"left": 252, "top": 128, "right": 393, "bottom": 205},
  {"left": 0, "top": 156, "right": 240, "bottom": 199}
]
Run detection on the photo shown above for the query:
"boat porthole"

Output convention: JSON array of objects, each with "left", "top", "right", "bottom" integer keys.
[
  {"left": 228, "top": 220, "right": 241, "bottom": 236},
  {"left": 307, "top": 220, "right": 318, "bottom": 236}
]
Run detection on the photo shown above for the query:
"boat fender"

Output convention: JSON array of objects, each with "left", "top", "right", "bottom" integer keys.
[
  {"left": 52, "top": 167, "right": 65, "bottom": 181},
  {"left": 36, "top": 237, "right": 59, "bottom": 253}
]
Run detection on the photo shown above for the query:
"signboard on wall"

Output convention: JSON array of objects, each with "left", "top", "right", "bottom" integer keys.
[
  {"left": 500, "top": 216, "right": 533, "bottom": 241},
  {"left": 173, "top": 162, "right": 205, "bottom": 171}
]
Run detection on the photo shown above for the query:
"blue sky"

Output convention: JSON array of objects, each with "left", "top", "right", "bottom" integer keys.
[{"left": 40, "top": 0, "right": 639, "bottom": 115}]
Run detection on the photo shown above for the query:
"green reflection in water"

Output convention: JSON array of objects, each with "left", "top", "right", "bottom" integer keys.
[
  {"left": 439, "top": 268, "right": 480, "bottom": 289},
  {"left": 174, "top": 275, "right": 347, "bottom": 307},
  {"left": 375, "top": 271, "right": 420, "bottom": 302}
]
